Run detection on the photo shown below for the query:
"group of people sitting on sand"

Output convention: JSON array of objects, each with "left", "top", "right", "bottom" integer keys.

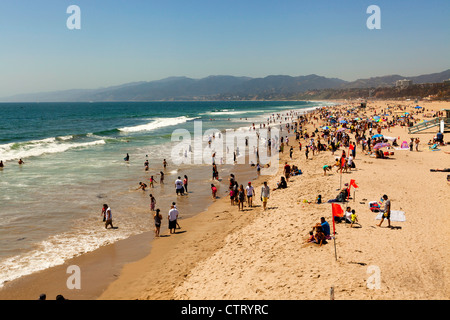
[{"left": 306, "top": 217, "right": 332, "bottom": 247}]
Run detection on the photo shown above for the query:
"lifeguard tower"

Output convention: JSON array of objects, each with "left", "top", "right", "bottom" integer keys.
[{"left": 408, "top": 109, "right": 450, "bottom": 134}]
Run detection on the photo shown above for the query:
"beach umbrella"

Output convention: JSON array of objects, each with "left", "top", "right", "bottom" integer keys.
[
  {"left": 337, "top": 127, "right": 346, "bottom": 132},
  {"left": 372, "top": 134, "right": 383, "bottom": 139},
  {"left": 339, "top": 120, "right": 347, "bottom": 124},
  {"left": 404, "top": 112, "right": 410, "bottom": 115},
  {"left": 415, "top": 106, "right": 422, "bottom": 109},
  {"left": 373, "top": 143, "right": 391, "bottom": 150},
  {"left": 322, "top": 126, "right": 330, "bottom": 130}
]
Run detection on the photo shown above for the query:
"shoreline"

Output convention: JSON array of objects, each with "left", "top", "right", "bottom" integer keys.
[
  {"left": 0, "top": 104, "right": 316, "bottom": 300},
  {"left": 101, "top": 99, "right": 450, "bottom": 300},
  {"left": 2, "top": 99, "right": 448, "bottom": 300}
]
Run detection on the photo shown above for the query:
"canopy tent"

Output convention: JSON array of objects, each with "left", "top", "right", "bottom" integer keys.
[{"left": 382, "top": 136, "right": 397, "bottom": 142}]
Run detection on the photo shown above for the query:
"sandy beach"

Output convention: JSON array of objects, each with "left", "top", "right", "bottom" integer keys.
[{"left": 96, "top": 99, "right": 450, "bottom": 300}]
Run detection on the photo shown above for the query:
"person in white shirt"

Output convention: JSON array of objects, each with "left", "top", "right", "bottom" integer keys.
[
  {"left": 175, "top": 176, "right": 184, "bottom": 195},
  {"left": 347, "top": 155, "right": 355, "bottom": 169},
  {"left": 245, "top": 182, "right": 255, "bottom": 207},
  {"left": 168, "top": 204, "right": 179, "bottom": 234},
  {"left": 344, "top": 206, "right": 352, "bottom": 224},
  {"left": 103, "top": 204, "right": 114, "bottom": 229}
]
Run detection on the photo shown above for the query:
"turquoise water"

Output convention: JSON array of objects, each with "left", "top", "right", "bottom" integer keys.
[{"left": 0, "top": 100, "right": 327, "bottom": 286}]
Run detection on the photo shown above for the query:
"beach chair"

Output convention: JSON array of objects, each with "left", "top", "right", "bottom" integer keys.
[{"left": 429, "top": 144, "right": 440, "bottom": 151}]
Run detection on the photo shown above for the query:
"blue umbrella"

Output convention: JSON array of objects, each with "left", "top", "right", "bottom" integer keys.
[
  {"left": 372, "top": 134, "right": 383, "bottom": 139},
  {"left": 415, "top": 106, "right": 422, "bottom": 109},
  {"left": 339, "top": 120, "right": 347, "bottom": 124}
]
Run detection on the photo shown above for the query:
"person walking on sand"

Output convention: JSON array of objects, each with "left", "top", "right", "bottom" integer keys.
[
  {"left": 415, "top": 137, "right": 420, "bottom": 151},
  {"left": 237, "top": 184, "right": 245, "bottom": 211},
  {"left": 377, "top": 195, "right": 391, "bottom": 227},
  {"left": 103, "top": 204, "right": 114, "bottom": 229},
  {"left": 154, "top": 209, "right": 162, "bottom": 237},
  {"left": 284, "top": 162, "right": 291, "bottom": 182},
  {"left": 168, "top": 204, "right": 179, "bottom": 234},
  {"left": 245, "top": 182, "right": 254, "bottom": 207},
  {"left": 261, "top": 181, "right": 270, "bottom": 211}
]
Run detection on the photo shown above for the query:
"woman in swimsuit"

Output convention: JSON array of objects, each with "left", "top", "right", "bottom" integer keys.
[
  {"left": 237, "top": 184, "right": 245, "bottom": 211},
  {"left": 154, "top": 209, "right": 162, "bottom": 237},
  {"left": 149, "top": 194, "right": 156, "bottom": 211}
]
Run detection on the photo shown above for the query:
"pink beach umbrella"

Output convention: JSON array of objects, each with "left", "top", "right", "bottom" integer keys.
[{"left": 373, "top": 143, "right": 391, "bottom": 150}]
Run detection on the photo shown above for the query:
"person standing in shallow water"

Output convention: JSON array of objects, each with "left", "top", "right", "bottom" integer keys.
[
  {"left": 183, "top": 175, "right": 188, "bottom": 193},
  {"left": 154, "top": 209, "right": 162, "bottom": 237},
  {"left": 103, "top": 204, "right": 114, "bottom": 229},
  {"left": 149, "top": 194, "right": 156, "bottom": 211}
]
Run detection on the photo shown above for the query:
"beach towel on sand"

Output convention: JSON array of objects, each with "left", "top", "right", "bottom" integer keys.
[{"left": 375, "top": 210, "right": 406, "bottom": 222}]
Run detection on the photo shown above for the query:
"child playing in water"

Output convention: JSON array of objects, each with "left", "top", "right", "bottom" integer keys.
[
  {"left": 149, "top": 176, "right": 156, "bottom": 188},
  {"left": 211, "top": 184, "right": 217, "bottom": 199}
]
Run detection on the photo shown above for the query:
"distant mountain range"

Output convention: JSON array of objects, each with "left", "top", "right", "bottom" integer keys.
[{"left": 2, "top": 69, "right": 449, "bottom": 102}]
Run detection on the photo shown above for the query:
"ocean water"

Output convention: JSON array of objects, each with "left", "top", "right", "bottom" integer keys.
[{"left": 0, "top": 100, "right": 328, "bottom": 287}]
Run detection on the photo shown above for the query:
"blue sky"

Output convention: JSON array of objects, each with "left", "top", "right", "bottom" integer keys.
[{"left": 0, "top": 0, "right": 449, "bottom": 97}]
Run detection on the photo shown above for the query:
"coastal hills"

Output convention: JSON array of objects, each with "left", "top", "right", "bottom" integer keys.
[{"left": 2, "top": 69, "right": 449, "bottom": 102}]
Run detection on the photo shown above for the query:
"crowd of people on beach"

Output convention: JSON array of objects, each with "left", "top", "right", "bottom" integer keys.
[{"left": 99, "top": 101, "right": 447, "bottom": 247}]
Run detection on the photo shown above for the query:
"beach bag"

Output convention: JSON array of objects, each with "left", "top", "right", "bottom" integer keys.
[{"left": 369, "top": 201, "right": 380, "bottom": 212}]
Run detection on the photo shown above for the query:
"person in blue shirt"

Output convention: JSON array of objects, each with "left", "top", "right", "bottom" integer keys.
[{"left": 320, "top": 217, "right": 331, "bottom": 238}]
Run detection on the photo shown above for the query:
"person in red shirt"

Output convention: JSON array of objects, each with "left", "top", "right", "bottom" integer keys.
[{"left": 284, "top": 162, "right": 291, "bottom": 181}]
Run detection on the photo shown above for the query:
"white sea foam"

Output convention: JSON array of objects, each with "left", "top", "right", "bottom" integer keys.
[
  {"left": 0, "top": 217, "right": 148, "bottom": 288},
  {"left": 57, "top": 135, "right": 74, "bottom": 141},
  {"left": 118, "top": 116, "right": 198, "bottom": 133},
  {"left": 200, "top": 110, "right": 263, "bottom": 116},
  {"left": 0, "top": 138, "right": 106, "bottom": 161}
]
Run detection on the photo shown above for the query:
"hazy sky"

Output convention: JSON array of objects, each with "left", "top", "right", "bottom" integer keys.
[{"left": 0, "top": 0, "right": 449, "bottom": 97}]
